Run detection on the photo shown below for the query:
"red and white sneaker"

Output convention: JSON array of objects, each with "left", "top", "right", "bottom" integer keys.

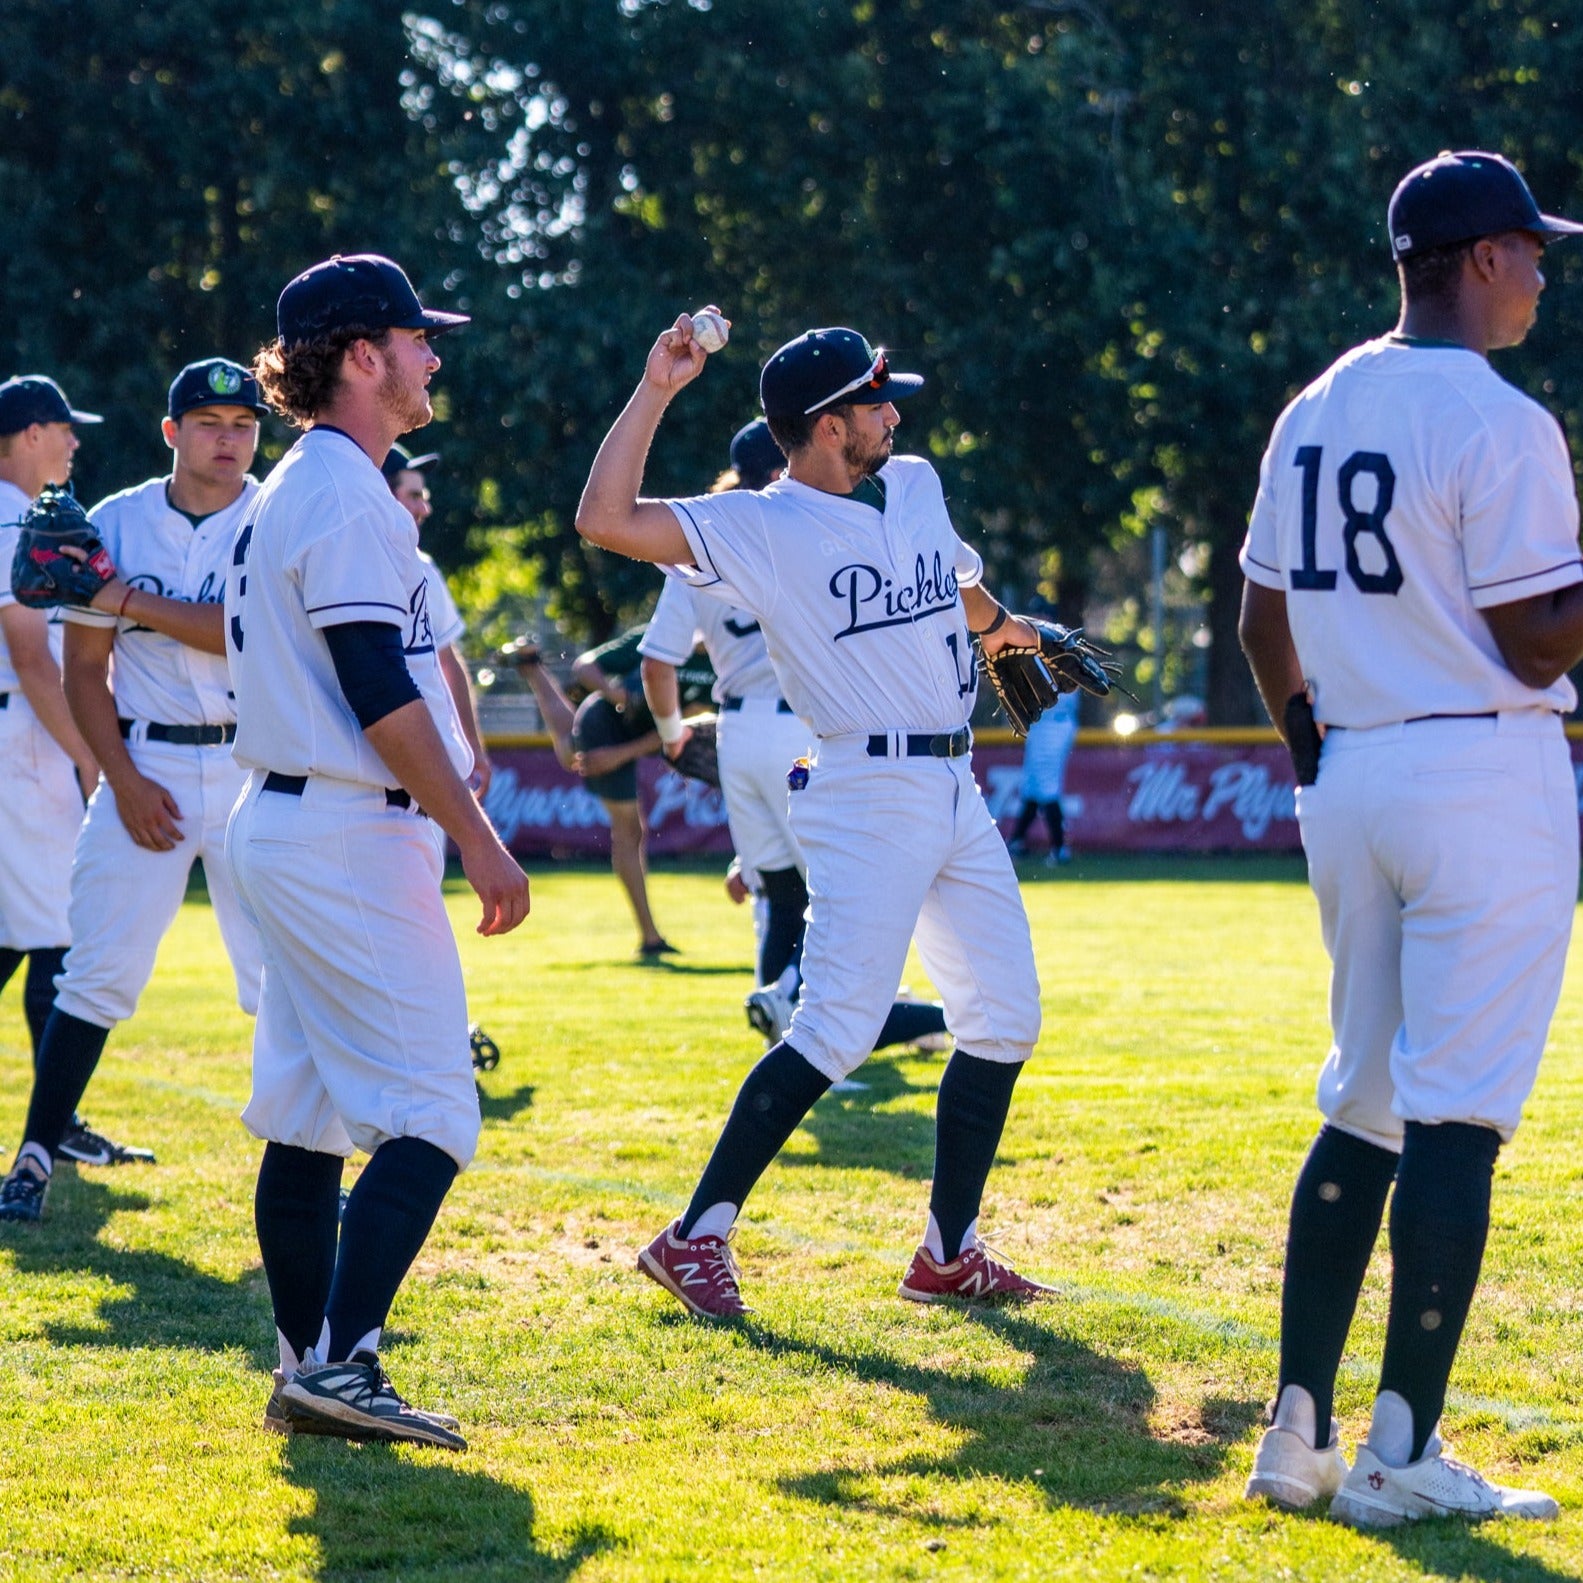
[
  {"left": 899, "top": 1238, "right": 1056, "bottom": 1303},
  {"left": 638, "top": 1221, "right": 751, "bottom": 1318}
]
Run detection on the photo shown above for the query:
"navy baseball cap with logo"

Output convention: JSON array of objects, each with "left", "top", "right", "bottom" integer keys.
[
  {"left": 728, "top": 420, "right": 785, "bottom": 488},
  {"left": 759, "top": 328, "right": 923, "bottom": 419},
  {"left": 0, "top": 375, "right": 103, "bottom": 437},
  {"left": 167, "top": 358, "right": 269, "bottom": 420},
  {"left": 1388, "top": 150, "right": 1583, "bottom": 260},
  {"left": 276, "top": 253, "right": 471, "bottom": 347},
  {"left": 381, "top": 442, "right": 440, "bottom": 482}
]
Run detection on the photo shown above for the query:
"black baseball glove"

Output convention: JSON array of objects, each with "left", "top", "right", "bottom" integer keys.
[
  {"left": 469, "top": 1023, "right": 501, "bottom": 1072},
  {"left": 9, "top": 485, "right": 118, "bottom": 610},
  {"left": 976, "top": 617, "right": 1119, "bottom": 735},
  {"left": 668, "top": 714, "right": 720, "bottom": 787}
]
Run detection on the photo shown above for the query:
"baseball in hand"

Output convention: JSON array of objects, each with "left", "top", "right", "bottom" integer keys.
[{"left": 690, "top": 309, "right": 730, "bottom": 354}]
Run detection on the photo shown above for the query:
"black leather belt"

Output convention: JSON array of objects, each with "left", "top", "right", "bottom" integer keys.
[
  {"left": 119, "top": 718, "right": 236, "bottom": 745},
  {"left": 723, "top": 695, "right": 794, "bottom": 713},
  {"left": 262, "top": 769, "right": 419, "bottom": 813},
  {"left": 1404, "top": 711, "right": 1498, "bottom": 724},
  {"left": 0, "top": 692, "right": 9, "bottom": 710},
  {"left": 866, "top": 728, "right": 973, "bottom": 759}
]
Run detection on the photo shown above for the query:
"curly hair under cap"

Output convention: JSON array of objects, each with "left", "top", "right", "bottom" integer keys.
[{"left": 252, "top": 324, "right": 391, "bottom": 428}]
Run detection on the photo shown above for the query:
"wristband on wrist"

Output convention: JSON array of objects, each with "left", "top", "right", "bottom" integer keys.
[
  {"left": 116, "top": 585, "right": 136, "bottom": 621},
  {"left": 970, "top": 603, "right": 1008, "bottom": 639},
  {"left": 654, "top": 710, "right": 687, "bottom": 746}
]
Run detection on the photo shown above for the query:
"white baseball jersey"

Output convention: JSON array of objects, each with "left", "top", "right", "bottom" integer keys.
[
  {"left": 664, "top": 454, "right": 984, "bottom": 735},
  {"left": 0, "top": 477, "right": 65, "bottom": 691},
  {"left": 1241, "top": 336, "right": 1583, "bottom": 727},
  {"left": 225, "top": 427, "right": 471, "bottom": 788},
  {"left": 639, "top": 575, "right": 783, "bottom": 704},
  {"left": 61, "top": 476, "right": 257, "bottom": 725},
  {"left": 421, "top": 551, "right": 464, "bottom": 650}
]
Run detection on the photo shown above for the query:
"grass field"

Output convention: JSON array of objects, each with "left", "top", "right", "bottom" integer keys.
[{"left": 2, "top": 855, "right": 1582, "bottom": 1581}]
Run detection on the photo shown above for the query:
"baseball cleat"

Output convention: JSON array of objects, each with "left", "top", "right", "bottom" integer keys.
[
  {"left": 1329, "top": 1436, "right": 1558, "bottom": 1528},
  {"left": 56, "top": 1116, "right": 155, "bottom": 1166},
  {"left": 638, "top": 937, "right": 680, "bottom": 960},
  {"left": 468, "top": 1023, "right": 501, "bottom": 1072},
  {"left": 638, "top": 1221, "right": 751, "bottom": 1319},
  {"left": 898, "top": 1238, "right": 1056, "bottom": 1303},
  {"left": 0, "top": 1163, "right": 50, "bottom": 1223},
  {"left": 279, "top": 1350, "right": 467, "bottom": 1450},
  {"left": 744, "top": 985, "right": 793, "bottom": 1043},
  {"left": 1245, "top": 1423, "right": 1348, "bottom": 1509}
]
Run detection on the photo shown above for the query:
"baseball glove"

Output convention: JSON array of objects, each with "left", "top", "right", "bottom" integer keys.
[
  {"left": 9, "top": 485, "right": 118, "bottom": 610},
  {"left": 977, "top": 617, "right": 1119, "bottom": 736},
  {"left": 668, "top": 714, "right": 720, "bottom": 787},
  {"left": 469, "top": 1023, "right": 501, "bottom": 1072}
]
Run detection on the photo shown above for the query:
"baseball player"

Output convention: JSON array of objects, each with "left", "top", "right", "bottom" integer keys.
[
  {"left": 382, "top": 443, "right": 492, "bottom": 796},
  {"left": 638, "top": 422, "right": 950, "bottom": 1065},
  {"left": 579, "top": 317, "right": 1053, "bottom": 1317},
  {"left": 1239, "top": 151, "right": 1583, "bottom": 1526},
  {"left": 224, "top": 254, "right": 528, "bottom": 1449},
  {"left": 0, "top": 376, "right": 104, "bottom": 1156},
  {"left": 1007, "top": 687, "right": 1080, "bottom": 864},
  {"left": 0, "top": 358, "right": 272, "bottom": 1221}
]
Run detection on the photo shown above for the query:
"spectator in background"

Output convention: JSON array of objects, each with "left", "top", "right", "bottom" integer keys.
[
  {"left": 383, "top": 444, "right": 491, "bottom": 796},
  {"left": 1007, "top": 688, "right": 1080, "bottom": 865}
]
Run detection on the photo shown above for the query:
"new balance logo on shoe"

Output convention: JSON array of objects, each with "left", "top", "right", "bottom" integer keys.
[
  {"left": 898, "top": 1238, "right": 1056, "bottom": 1304},
  {"left": 638, "top": 1221, "right": 750, "bottom": 1318}
]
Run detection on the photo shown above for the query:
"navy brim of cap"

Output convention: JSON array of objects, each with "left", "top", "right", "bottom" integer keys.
[
  {"left": 839, "top": 372, "right": 924, "bottom": 408},
  {"left": 406, "top": 309, "right": 471, "bottom": 334},
  {"left": 68, "top": 408, "right": 104, "bottom": 424},
  {"left": 1534, "top": 213, "right": 1583, "bottom": 240}
]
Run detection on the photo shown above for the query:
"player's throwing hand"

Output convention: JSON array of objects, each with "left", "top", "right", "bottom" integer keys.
[
  {"left": 644, "top": 309, "right": 724, "bottom": 395},
  {"left": 458, "top": 833, "right": 530, "bottom": 937}
]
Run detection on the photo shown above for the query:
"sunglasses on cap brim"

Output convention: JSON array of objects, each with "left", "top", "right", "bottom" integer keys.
[{"left": 806, "top": 350, "right": 890, "bottom": 415}]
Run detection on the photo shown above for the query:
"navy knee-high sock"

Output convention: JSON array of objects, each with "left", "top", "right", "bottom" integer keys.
[
  {"left": 757, "top": 867, "right": 808, "bottom": 988},
  {"left": 1277, "top": 1124, "right": 1399, "bottom": 1437},
  {"left": 678, "top": 1042, "right": 831, "bottom": 1237},
  {"left": 1043, "top": 801, "right": 1066, "bottom": 851},
  {"left": 1379, "top": 1120, "right": 1500, "bottom": 1461},
  {"left": 22, "top": 1008, "right": 111, "bottom": 1156},
  {"left": 23, "top": 948, "right": 66, "bottom": 1064},
  {"left": 324, "top": 1136, "right": 458, "bottom": 1362},
  {"left": 929, "top": 1051, "right": 1023, "bottom": 1259},
  {"left": 873, "top": 1000, "right": 948, "bottom": 1052},
  {"left": 0, "top": 947, "right": 21, "bottom": 997},
  {"left": 255, "top": 1142, "right": 344, "bottom": 1366}
]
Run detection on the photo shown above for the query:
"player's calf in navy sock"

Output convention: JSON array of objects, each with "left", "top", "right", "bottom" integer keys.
[
  {"left": 1276, "top": 1124, "right": 1398, "bottom": 1439},
  {"left": 323, "top": 1136, "right": 458, "bottom": 1362},
  {"left": 254, "top": 1142, "right": 343, "bottom": 1367},
  {"left": 20, "top": 1008, "right": 111, "bottom": 1155},
  {"left": 0, "top": 948, "right": 21, "bottom": 998},
  {"left": 1379, "top": 1120, "right": 1500, "bottom": 1461},
  {"left": 22, "top": 947, "right": 66, "bottom": 1063},
  {"left": 678, "top": 1041, "right": 831, "bottom": 1238},
  {"left": 928, "top": 1051, "right": 1022, "bottom": 1259},
  {"left": 874, "top": 999, "right": 948, "bottom": 1052},
  {"left": 757, "top": 867, "right": 808, "bottom": 987}
]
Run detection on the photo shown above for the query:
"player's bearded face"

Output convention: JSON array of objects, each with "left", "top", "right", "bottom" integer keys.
[
  {"left": 378, "top": 330, "right": 440, "bottom": 430},
  {"left": 839, "top": 407, "right": 896, "bottom": 479}
]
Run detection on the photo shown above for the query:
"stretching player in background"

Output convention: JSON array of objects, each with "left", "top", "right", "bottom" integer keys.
[
  {"left": 382, "top": 444, "right": 491, "bottom": 796},
  {"left": 1239, "top": 151, "right": 1583, "bottom": 1527},
  {"left": 639, "top": 420, "right": 949, "bottom": 1074},
  {"left": 0, "top": 359, "right": 269, "bottom": 1220},
  {"left": 0, "top": 375, "right": 105, "bottom": 1162},
  {"left": 581, "top": 316, "right": 1056, "bottom": 1317},
  {"left": 1006, "top": 687, "right": 1079, "bottom": 864}
]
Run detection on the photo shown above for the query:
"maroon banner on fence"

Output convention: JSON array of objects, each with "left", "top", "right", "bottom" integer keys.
[{"left": 477, "top": 736, "right": 1583, "bottom": 859}]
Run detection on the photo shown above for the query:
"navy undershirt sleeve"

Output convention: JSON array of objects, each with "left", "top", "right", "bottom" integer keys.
[{"left": 323, "top": 620, "right": 422, "bottom": 729}]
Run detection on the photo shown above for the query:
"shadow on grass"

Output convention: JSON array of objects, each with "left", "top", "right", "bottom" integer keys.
[
  {"left": 279, "top": 1439, "right": 613, "bottom": 1582},
  {"left": 1339, "top": 1520, "right": 1579, "bottom": 1583},
  {"left": 478, "top": 1080, "right": 537, "bottom": 1124},
  {"left": 1, "top": 1169, "right": 270, "bottom": 1361},
  {"left": 782, "top": 1055, "right": 937, "bottom": 1180}
]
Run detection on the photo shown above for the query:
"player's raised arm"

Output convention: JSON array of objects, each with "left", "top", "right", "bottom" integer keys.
[{"left": 575, "top": 312, "right": 720, "bottom": 565}]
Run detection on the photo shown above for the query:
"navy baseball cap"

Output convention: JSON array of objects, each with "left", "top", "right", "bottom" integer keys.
[
  {"left": 167, "top": 358, "right": 268, "bottom": 420},
  {"left": 276, "top": 253, "right": 471, "bottom": 346},
  {"left": 759, "top": 328, "right": 923, "bottom": 419},
  {"left": 0, "top": 375, "right": 103, "bottom": 437},
  {"left": 1388, "top": 150, "right": 1583, "bottom": 260},
  {"left": 381, "top": 442, "right": 440, "bottom": 481},
  {"left": 728, "top": 420, "right": 784, "bottom": 488}
]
